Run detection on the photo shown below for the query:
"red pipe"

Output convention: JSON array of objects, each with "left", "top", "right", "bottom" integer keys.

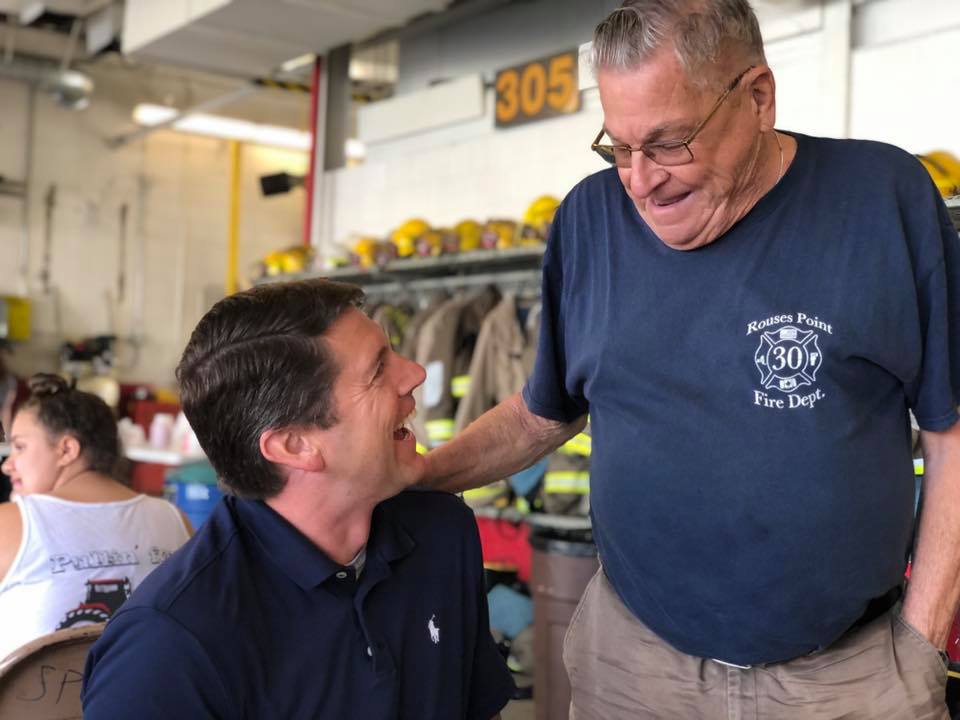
[{"left": 303, "top": 56, "right": 322, "bottom": 247}]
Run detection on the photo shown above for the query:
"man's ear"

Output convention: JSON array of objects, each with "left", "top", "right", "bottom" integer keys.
[
  {"left": 260, "top": 427, "right": 325, "bottom": 473},
  {"left": 749, "top": 66, "right": 777, "bottom": 133},
  {"left": 57, "top": 434, "right": 82, "bottom": 468}
]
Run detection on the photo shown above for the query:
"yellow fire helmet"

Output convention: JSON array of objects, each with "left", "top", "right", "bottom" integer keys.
[
  {"left": 480, "top": 220, "right": 517, "bottom": 250},
  {"left": 415, "top": 229, "right": 444, "bottom": 257},
  {"left": 279, "top": 246, "right": 312, "bottom": 274},
  {"left": 494, "top": 220, "right": 518, "bottom": 249},
  {"left": 918, "top": 151, "right": 960, "bottom": 197},
  {"left": 440, "top": 228, "right": 461, "bottom": 255},
  {"left": 263, "top": 250, "right": 285, "bottom": 277},
  {"left": 390, "top": 218, "right": 431, "bottom": 258},
  {"left": 455, "top": 220, "right": 482, "bottom": 252},
  {"left": 523, "top": 194, "right": 560, "bottom": 229},
  {"left": 351, "top": 236, "right": 379, "bottom": 268}
]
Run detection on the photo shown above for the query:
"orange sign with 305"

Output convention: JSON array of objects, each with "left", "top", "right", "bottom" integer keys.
[{"left": 494, "top": 50, "right": 580, "bottom": 128}]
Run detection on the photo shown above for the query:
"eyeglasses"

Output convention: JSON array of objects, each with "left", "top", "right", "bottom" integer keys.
[{"left": 591, "top": 65, "right": 756, "bottom": 168}]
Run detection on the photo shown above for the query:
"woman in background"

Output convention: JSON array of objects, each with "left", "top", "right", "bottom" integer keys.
[
  {"left": 0, "top": 374, "right": 191, "bottom": 660},
  {"left": 0, "top": 350, "right": 17, "bottom": 503}
]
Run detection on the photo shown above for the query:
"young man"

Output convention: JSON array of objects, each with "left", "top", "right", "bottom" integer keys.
[{"left": 82, "top": 279, "right": 513, "bottom": 719}]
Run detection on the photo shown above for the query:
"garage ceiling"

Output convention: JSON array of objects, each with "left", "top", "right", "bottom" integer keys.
[
  {"left": 0, "top": 0, "right": 113, "bottom": 16},
  {"left": 122, "top": 0, "right": 453, "bottom": 80}
]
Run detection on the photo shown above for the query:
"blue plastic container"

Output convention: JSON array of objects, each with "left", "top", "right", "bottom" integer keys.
[{"left": 163, "top": 461, "right": 223, "bottom": 530}]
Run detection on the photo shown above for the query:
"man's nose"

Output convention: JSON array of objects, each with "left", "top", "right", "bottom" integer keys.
[
  {"left": 401, "top": 356, "right": 427, "bottom": 395},
  {"left": 624, "top": 152, "right": 669, "bottom": 199}
]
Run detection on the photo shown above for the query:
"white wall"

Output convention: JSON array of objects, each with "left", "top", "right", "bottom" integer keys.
[
  {"left": 0, "top": 63, "right": 308, "bottom": 387},
  {"left": 851, "top": 16, "right": 960, "bottom": 150},
  {"left": 317, "top": 0, "right": 960, "bottom": 260}
]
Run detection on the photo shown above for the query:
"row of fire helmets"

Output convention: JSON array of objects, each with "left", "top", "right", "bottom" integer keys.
[
  {"left": 253, "top": 245, "right": 314, "bottom": 280},
  {"left": 380, "top": 196, "right": 561, "bottom": 261}
]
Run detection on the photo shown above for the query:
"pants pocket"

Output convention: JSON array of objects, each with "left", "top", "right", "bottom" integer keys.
[
  {"left": 894, "top": 614, "right": 949, "bottom": 677},
  {"left": 562, "top": 566, "right": 603, "bottom": 666}
]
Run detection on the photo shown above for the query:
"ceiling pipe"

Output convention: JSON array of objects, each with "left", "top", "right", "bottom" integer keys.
[
  {"left": 59, "top": 16, "right": 82, "bottom": 72},
  {"left": 0, "top": 55, "right": 93, "bottom": 109}
]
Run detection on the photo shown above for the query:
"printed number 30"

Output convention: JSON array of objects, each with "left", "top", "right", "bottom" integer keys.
[
  {"left": 770, "top": 346, "right": 805, "bottom": 372},
  {"left": 496, "top": 54, "right": 576, "bottom": 123}
]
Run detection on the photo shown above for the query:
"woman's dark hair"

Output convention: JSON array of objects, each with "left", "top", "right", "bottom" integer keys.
[
  {"left": 176, "top": 279, "right": 365, "bottom": 499},
  {"left": 21, "top": 373, "right": 121, "bottom": 477}
]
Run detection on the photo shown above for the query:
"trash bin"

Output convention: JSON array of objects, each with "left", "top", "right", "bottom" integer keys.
[{"left": 529, "top": 521, "right": 598, "bottom": 720}]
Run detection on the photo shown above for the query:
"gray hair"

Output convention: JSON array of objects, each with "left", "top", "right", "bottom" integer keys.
[{"left": 592, "top": 0, "right": 766, "bottom": 86}]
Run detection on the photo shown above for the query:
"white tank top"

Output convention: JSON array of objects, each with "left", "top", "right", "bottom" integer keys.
[{"left": 0, "top": 493, "right": 190, "bottom": 660}]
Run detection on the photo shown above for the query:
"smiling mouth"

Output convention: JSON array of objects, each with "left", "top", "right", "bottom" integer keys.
[
  {"left": 650, "top": 191, "right": 691, "bottom": 208},
  {"left": 393, "top": 411, "right": 415, "bottom": 442}
]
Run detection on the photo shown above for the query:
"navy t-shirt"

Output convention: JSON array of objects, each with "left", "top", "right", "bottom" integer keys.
[
  {"left": 523, "top": 132, "right": 960, "bottom": 665},
  {"left": 82, "top": 491, "right": 514, "bottom": 719}
]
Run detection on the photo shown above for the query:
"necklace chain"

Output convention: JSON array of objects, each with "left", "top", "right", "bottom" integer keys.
[{"left": 774, "top": 130, "right": 784, "bottom": 185}]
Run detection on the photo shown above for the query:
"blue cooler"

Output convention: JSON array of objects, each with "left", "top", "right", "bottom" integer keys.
[{"left": 163, "top": 461, "right": 223, "bottom": 530}]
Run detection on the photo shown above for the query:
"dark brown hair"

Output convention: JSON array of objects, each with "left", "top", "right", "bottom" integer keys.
[
  {"left": 176, "top": 279, "right": 365, "bottom": 499},
  {"left": 21, "top": 373, "right": 121, "bottom": 476}
]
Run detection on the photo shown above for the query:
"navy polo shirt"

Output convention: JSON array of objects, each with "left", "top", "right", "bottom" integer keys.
[{"left": 82, "top": 491, "right": 514, "bottom": 719}]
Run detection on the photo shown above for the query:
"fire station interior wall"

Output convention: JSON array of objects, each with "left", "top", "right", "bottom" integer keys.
[
  {"left": 394, "top": 0, "right": 621, "bottom": 96},
  {"left": 849, "top": 3, "right": 960, "bottom": 153},
  {"left": 0, "top": 65, "right": 308, "bottom": 386},
  {"left": 0, "top": 0, "right": 954, "bottom": 387},
  {"left": 320, "top": 0, "right": 960, "bottom": 261}
]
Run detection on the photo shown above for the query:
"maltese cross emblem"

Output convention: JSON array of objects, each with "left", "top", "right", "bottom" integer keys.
[{"left": 754, "top": 326, "right": 822, "bottom": 392}]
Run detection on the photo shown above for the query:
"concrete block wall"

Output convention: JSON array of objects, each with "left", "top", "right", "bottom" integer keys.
[
  {"left": 0, "top": 66, "right": 308, "bottom": 387},
  {"left": 325, "top": 89, "right": 608, "bottom": 254}
]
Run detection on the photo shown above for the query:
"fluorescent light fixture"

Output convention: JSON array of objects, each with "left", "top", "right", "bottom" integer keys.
[
  {"left": 280, "top": 53, "right": 316, "bottom": 73},
  {"left": 133, "top": 104, "right": 178, "bottom": 126},
  {"left": 345, "top": 138, "right": 367, "bottom": 160},
  {"left": 132, "top": 103, "right": 311, "bottom": 151}
]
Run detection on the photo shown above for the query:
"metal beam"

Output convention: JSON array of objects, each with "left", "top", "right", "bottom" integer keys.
[
  {"left": 323, "top": 43, "right": 350, "bottom": 171},
  {"left": 355, "top": 0, "right": 516, "bottom": 51}
]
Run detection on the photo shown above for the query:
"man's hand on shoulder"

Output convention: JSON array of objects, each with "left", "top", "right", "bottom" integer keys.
[{"left": 417, "top": 393, "right": 581, "bottom": 495}]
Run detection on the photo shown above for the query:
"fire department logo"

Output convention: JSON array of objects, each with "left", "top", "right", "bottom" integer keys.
[{"left": 754, "top": 326, "right": 822, "bottom": 392}]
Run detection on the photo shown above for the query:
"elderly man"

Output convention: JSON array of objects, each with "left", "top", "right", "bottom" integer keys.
[
  {"left": 82, "top": 280, "right": 514, "bottom": 719},
  {"left": 422, "top": 1, "right": 960, "bottom": 717}
]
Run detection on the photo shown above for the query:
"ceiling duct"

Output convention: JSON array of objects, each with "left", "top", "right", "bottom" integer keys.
[{"left": 0, "top": 55, "right": 92, "bottom": 108}]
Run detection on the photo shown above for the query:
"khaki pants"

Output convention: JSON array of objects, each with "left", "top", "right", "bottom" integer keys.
[{"left": 563, "top": 569, "right": 949, "bottom": 720}]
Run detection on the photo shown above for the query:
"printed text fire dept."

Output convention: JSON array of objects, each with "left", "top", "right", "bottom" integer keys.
[{"left": 747, "top": 312, "right": 833, "bottom": 410}]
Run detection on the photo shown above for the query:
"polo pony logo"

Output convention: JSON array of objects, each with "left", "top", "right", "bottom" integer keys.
[{"left": 428, "top": 614, "right": 440, "bottom": 644}]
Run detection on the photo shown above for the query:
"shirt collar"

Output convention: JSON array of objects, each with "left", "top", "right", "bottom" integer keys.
[{"left": 230, "top": 495, "right": 415, "bottom": 592}]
